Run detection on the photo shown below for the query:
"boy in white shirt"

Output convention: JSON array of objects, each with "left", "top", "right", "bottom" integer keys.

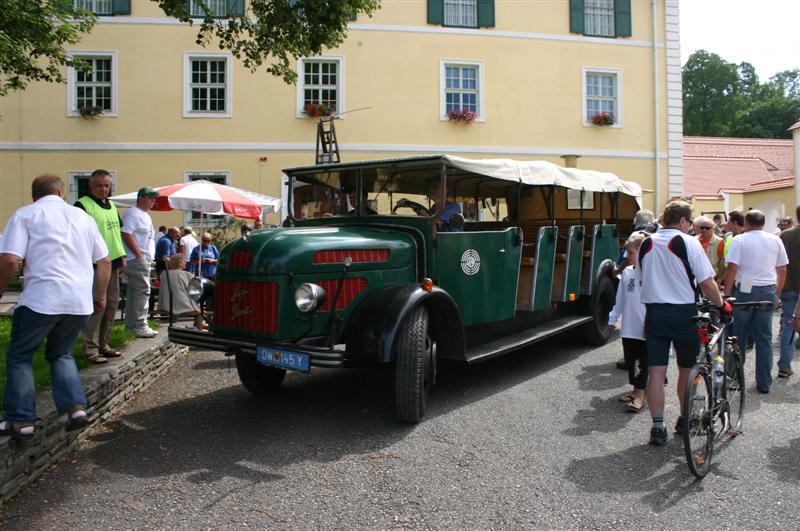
[{"left": 609, "top": 234, "right": 648, "bottom": 412}]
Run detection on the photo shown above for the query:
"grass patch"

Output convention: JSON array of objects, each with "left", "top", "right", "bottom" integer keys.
[{"left": 0, "top": 318, "right": 159, "bottom": 411}]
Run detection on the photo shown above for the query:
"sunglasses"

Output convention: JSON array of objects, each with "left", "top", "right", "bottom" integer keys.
[{"left": 698, "top": 226, "right": 713, "bottom": 231}]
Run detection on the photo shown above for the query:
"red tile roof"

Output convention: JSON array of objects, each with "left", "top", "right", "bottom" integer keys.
[
  {"left": 683, "top": 136, "right": 795, "bottom": 196},
  {"left": 683, "top": 156, "right": 775, "bottom": 195},
  {"left": 746, "top": 176, "right": 795, "bottom": 192}
]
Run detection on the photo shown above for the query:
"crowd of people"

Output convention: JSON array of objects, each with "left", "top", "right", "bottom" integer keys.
[
  {"left": 0, "top": 172, "right": 257, "bottom": 441},
  {"left": 609, "top": 200, "right": 793, "bottom": 446}
]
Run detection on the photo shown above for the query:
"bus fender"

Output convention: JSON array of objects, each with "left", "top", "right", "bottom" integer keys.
[{"left": 344, "top": 284, "right": 465, "bottom": 364}]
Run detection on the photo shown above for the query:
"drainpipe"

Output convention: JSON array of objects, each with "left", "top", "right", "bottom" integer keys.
[
  {"left": 560, "top": 154, "right": 581, "bottom": 168},
  {"left": 652, "top": 0, "right": 661, "bottom": 211},
  {"left": 791, "top": 121, "right": 800, "bottom": 207}
]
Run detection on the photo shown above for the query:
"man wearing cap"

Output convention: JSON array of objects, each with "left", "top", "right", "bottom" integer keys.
[
  {"left": 74, "top": 169, "right": 126, "bottom": 364},
  {"left": 121, "top": 187, "right": 158, "bottom": 338}
]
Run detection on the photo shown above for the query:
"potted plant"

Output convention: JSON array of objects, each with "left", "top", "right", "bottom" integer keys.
[
  {"left": 447, "top": 108, "right": 476, "bottom": 124},
  {"left": 304, "top": 102, "right": 332, "bottom": 118},
  {"left": 78, "top": 106, "right": 105, "bottom": 119},
  {"left": 591, "top": 112, "right": 616, "bottom": 126}
]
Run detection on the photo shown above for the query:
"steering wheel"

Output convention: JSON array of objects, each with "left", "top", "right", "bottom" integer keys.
[{"left": 393, "top": 198, "right": 428, "bottom": 215}]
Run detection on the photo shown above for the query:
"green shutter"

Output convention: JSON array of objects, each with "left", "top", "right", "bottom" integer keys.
[
  {"left": 227, "top": 0, "right": 244, "bottom": 16},
  {"left": 427, "top": 0, "right": 444, "bottom": 25},
  {"left": 477, "top": 0, "right": 495, "bottom": 27},
  {"left": 569, "top": 0, "right": 584, "bottom": 34},
  {"left": 614, "top": 0, "right": 632, "bottom": 37},
  {"left": 112, "top": 0, "right": 131, "bottom": 15}
]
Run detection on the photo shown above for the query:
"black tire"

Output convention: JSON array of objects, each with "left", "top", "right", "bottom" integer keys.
[
  {"left": 581, "top": 274, "right": 615, "bottom": 346},
  {"left": 682, "top": 365, "right": 714, "bottom": 479},
  {"left": 724, "top": 342, "right": 746, "bottom": 435},
  {"left": 235, "top": 353, "right": 286, "bottom": 394},
  {"left": 393, "top": 305, "right": 432, "bottom": 423}
]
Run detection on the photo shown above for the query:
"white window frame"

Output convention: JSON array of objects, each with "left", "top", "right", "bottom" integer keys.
[
  {"left": 582, "top": 67, "right": 623, "bottom": 128},
  {"left": 189, "top": 0, "right": 227, "bottom": 17},
  {"left": 183, "top": 171, "right": 232, "bottom": 226},
  {"left": 74, "top": 0, "right": 113, "bottom": 15},
  {"left": 68, "top": 170, "right": 118, "bottom": 204},
  {"left": 183, "top": 52, "right": 233, "bottom": 118},
  {"left": 584, "top": 0, "right": 615, "bottom": 37},
  {"left": 66, "top": 50, "right": 118, "bottom": 118},
  {"left": 295, "top": 56, "right": 345, "bottom": 119},
  {"left": 439, "top": 59, "right": 485, "bottom": 122},
  {"left": 444, "top": 0, "right": 477, "bottom": 27}
]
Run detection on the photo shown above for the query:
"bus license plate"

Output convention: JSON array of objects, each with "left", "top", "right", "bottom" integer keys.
[{"left": 256, "top": 346, "right": 310, "bottom": 372}]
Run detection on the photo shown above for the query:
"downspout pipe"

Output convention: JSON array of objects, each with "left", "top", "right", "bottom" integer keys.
[{"left": 652, "top": 0, "right": 661, "bottom": 211}]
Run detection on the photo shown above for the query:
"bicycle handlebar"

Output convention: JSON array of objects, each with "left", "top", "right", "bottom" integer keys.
[{"left": 696, "top": 297, "right": 773, "bottom": 312}]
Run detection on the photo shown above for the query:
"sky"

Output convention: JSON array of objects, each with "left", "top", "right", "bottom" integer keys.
[{"left": 680, "top": 0, "right": 799, "bottom": 81}]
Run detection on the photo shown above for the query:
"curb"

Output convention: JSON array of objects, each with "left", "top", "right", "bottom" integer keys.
[{"left": 0, "top": 334, "right": 187, "bottom": 504}]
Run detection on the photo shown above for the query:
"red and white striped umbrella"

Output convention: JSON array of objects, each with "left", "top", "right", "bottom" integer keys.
[{"left": 110, "top": 180, "right": 281, "bottom": 220}]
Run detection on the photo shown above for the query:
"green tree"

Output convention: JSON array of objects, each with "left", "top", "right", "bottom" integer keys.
[
  {"left": 682, "top": 50, "right": 740, "bottom": 136},
  {"left": 0, "top": 0, "right": 96, "bottom": 97},
  {"left": 0, "top": 0, "right": 379, "bottom": 97}
]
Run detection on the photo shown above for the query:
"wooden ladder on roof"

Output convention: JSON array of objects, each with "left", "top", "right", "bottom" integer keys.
[{"left": 315, "top": 115, "right": 340, "bottom": 164}]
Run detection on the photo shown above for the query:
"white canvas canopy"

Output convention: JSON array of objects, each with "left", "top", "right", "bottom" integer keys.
[{"left": 441, "top": 155, "right": 643, "bottom": 201}]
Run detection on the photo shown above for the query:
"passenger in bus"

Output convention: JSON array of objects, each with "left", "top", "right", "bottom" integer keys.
[
  {"left": 395, "top": 181, "right": 463, "bottom": 232},
  {"left": 608, "top": 234, "right": 648, "bottom": 412}
]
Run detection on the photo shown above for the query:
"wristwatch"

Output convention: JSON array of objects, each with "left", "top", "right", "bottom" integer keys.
[{"left": 792, "top": 314, "right": 800, "bottom": 321}]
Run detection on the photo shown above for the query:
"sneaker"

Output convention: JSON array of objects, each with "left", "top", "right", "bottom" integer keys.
[
  {"left": 757, "top": 387, "right": 770, "bottom": 394},
  {"left": 674, "top": 416, "right": 684, "bottom": 434},
  {"left": 128, "top": 327, "right": 157, "bottom": 338},
  {"left": 777, "top": 369, "right": 794, "bottom": 378},
  {"left": 649, "top": 426, "right": 668, "bottom": 446}
]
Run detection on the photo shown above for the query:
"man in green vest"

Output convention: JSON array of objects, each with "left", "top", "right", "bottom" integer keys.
[{"left": 75, "top": 169, "right": 126, "bottom": 364}]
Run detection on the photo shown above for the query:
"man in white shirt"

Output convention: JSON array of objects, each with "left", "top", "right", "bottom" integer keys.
[
  {"left": 724, "top": 209, "right": 788, "bottom": 393},
  {"left": 638, "top": 201, "right": 726, "bottom": 446},
  {"left": 179, "top": 226, "right": 199, "bottom": 271},
  {"left": 121, "top": 187, "right": 158, "bottom": 338},
  {"left": 0, "top": 175, "right": 110, "bottom": 440}
]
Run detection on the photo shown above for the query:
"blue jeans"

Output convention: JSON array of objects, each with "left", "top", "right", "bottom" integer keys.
[
  {"left": 732, "top": 285, "right": 777, "bottom": 390},
  {"left": 3, "top": 306, "right": 89, "bottom": 423},
  {"left": 779, "top": 290, "right": 798, "bottom": 372}
]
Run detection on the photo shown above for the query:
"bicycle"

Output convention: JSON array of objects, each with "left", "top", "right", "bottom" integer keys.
[{"left": 682, "top": 297, "right": 772, "bottom": 478}]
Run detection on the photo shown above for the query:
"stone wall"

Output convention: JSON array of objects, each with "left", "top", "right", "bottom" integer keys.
[{"left": 0, "top": 336, "right": 187, "bottom": 504}]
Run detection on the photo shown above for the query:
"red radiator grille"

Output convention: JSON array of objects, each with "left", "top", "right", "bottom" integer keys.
[
  {"left": 229, "top": 250, "right": 253, "bottom": 269},
  {"left": 313, "top": 249, "right": 390, "bottom": 264},
  {"left": 317, "top": 278, "right": 367, "bottom": 312},
  {"left": 215, "top": 280, "right": 278, "bottom": 333}
]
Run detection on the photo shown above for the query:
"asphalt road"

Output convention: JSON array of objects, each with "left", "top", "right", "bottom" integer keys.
[{"left": 2, "top": 326, "right": 799, "bottom": 529}]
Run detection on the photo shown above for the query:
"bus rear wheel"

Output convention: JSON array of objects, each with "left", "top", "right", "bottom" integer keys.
[{"left": 582, "top": 275, "right": 615, "bottom": 346}]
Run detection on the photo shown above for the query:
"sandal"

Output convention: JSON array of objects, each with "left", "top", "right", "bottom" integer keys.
[
  {"left": 626, "top": 398, "right": 645, "bottom": 412},
  {"left": 100, "top": 349, "right": 122, "bottom": 359},
  {"left": 86, "top": 353, "right": 108, "bottom": 364},
  {"left": 0, "top": 419, "right": 35, "bottom": 440},
  {"left": 65, "top": 408, "right": 89, "bottom": 432},
  {"left": 618, "top": 392, "right": 634, "bottom": 403}
]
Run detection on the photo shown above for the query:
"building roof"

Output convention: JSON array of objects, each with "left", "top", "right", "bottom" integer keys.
[
  {"left": 746, "top": 176, "right": 795, "bottom": 192},
  {"left": 683, "top": 136, "right": 795, "bottom": 196}
]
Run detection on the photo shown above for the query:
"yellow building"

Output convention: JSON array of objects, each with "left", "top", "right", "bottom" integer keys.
[{"left": 0, "top": 0, "right": 683, "bottom": 228}]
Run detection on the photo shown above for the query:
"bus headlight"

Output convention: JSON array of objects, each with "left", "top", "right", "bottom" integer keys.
[
  {"left": 295, "top": 283, "right": 326, "bottom": 313},
  {"left": 188, "top": 277, "right": 215, "bottom": 303}
]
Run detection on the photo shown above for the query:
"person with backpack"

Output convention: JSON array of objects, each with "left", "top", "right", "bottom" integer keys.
[{"left": 637, "top": 201, "right": 728, "bottom": 446}]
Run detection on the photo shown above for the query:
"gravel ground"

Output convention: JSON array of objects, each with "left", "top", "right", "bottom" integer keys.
[{"left": 1, "top": 320, "right": 798, "bottom": 529}]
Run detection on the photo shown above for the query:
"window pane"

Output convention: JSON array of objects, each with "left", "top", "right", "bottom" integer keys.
[
  {"left": 302, "top": 60, "right": 340, "bottom": 113},
  {"left": 444, "top": 0, "right": 477, "bottom": 26},
  {"left": 585, "top": 0, "right": 615, "bottom": 36},
  {"left": 444, "top": 64, "right": 480, "bottom": 117}
]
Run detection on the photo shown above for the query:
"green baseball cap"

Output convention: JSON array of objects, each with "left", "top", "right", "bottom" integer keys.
[{"left": 137, "top": 186, "right": 159, "bottom": 197}]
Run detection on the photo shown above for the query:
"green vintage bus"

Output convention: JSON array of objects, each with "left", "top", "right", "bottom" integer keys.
[{"left": 169, "top": 155, "right": 642, "bottom": 422}]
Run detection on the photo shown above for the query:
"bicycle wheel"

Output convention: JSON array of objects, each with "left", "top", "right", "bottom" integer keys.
[
  {"left": 725, "top": 341, "right": 746, "bottom": 435},
  {"left": 682, "top": 365, "right": 714, "bottom": 478}
]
